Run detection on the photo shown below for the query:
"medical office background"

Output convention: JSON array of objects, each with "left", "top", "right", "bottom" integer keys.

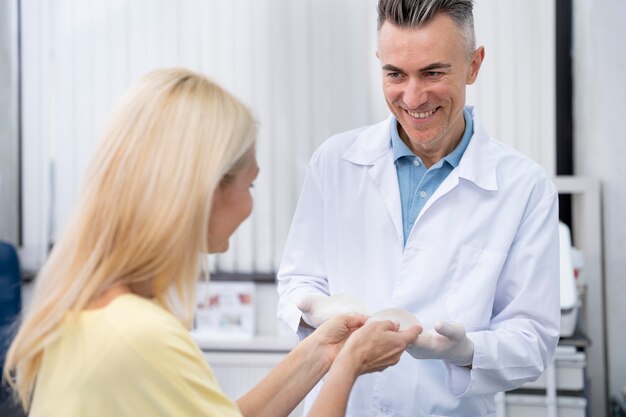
[{"left": 0, "top": 0, "right": 624, "bottom": 416}]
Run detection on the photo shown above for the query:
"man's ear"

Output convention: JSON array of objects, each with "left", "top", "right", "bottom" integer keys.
[{"left": 467, "top": 46, "right": 485, "bottom": 85}]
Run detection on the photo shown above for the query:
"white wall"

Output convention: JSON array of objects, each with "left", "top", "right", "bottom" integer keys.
[
  {"left": 469, "top": 0, "right": 556, "bottom": 175},
  {"left": 19, "top": 0, "right": 386, "bottom": 273},
  {"left": 573, "top": 0, "right": 626, "bottom": 404}
]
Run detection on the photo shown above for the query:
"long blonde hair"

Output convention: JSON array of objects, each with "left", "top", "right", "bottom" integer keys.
[{"left": 3, "top": 68, "right": 256, "bottom": 409}]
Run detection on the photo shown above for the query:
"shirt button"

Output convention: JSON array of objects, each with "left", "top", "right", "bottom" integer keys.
[
  {"left": 413, "top": 159, "right": 420, "bottom": 166},
  {"left": 419, "top": 191, "right": 427, "bottom": 198}
]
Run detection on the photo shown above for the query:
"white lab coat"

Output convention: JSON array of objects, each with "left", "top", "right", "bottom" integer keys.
[{"left": 277, "top": 107, "right": 560, "bottom": 417}]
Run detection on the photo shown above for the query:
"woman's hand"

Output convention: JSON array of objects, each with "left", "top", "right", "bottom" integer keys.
[
  {"left": 306, "top": 314, "right": 369, "bottom": 367},
  {"left": 337, "top": 320, "right": 422, "bottom": 376},
  {"left": 305, "top": 320, "right": 422, "bottom": 417},
  {"left": 236, "top": 314, "right": 369, "bottom": 417}
]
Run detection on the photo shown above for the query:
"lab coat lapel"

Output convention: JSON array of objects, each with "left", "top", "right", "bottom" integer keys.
[
  {"left": 455, "top": 109, "right": 498, "bottom": 192},
  {"left": 368, "top": 152, "right": 404, "bottom": 243},
  {"left": 343, "top": 117, "right": 404, "bottom": 244}
]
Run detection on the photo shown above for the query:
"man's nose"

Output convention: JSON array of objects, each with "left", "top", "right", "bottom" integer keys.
[{"left": 402, "top": 78, "right": 429, "bottom": 109}]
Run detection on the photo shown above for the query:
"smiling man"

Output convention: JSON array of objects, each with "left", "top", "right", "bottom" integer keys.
[
  {"left": 378, "top": 11, "right": 483, "bottom": 167},
  {"left": 278, "top": 1, "right": 560, "bottom": 416}
]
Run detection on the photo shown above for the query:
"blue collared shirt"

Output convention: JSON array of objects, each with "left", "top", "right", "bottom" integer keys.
[{"left": 391, "top": 108, "right": 473, "bottom": 245}]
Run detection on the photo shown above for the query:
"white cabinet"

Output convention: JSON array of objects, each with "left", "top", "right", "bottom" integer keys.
[
  {"left": 200, "top": 337, "right": 303, "bottom": 417},
  {"left": 496, "top": 344, "right": 588, "bottom": 417}
]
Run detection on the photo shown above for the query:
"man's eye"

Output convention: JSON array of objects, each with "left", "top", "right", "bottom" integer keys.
[
  {"left": 425, "top": 71, "right": 442, "bottom": 78},
  {"left": 387, "top": 72, "right": 402, "bottom": 79}
]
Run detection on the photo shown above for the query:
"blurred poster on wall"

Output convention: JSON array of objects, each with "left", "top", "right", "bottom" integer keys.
[{"left": 192, "top": 281, "right": 255, "bottom": 340}]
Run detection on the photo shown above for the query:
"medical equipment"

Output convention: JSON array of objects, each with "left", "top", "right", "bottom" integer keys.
[
  {"left": 495, "top": 346, "right": 588, "bottom": 417},
  {"left": 559, "top": 222, "right": 579, "bottom": 337}
]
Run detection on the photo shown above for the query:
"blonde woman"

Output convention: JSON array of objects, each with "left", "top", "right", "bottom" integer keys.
[{"left": 3, "top": 69, "right": 421, "bottom": 417}]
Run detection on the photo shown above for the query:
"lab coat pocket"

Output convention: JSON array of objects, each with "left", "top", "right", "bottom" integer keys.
[{"left": 445, "top": 245, "right": 507, "bottom": 330}]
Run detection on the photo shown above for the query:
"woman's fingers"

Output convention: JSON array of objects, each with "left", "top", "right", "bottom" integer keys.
[
  {"left": 320, "top": 318, "right": 424, "bottom": 376},
  {"left": 341, "top": 314, "right": 369, "bottom": 330},
  {"left": 400, "top": 324, "right": 423, "bottom": 344},
  {"left": 341, "top": 320, "right": 417, "bottom": 374}
]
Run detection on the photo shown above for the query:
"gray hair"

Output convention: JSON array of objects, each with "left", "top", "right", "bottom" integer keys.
[{"left": 377, "top": 0, "right": 476, "bottom": 59}]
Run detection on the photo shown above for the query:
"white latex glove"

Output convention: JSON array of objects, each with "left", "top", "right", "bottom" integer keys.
[
  {"left": 406, "top": 320, "right": 474, "bottom": 366},
  {"left": 296, "top": 293, "right": 370, "bottom": 328}
]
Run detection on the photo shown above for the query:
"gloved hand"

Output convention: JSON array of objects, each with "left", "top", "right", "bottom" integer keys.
[
  {"left": 296, "top": 293, "right": 370, "bottom": 328},
  {"left": 406, "top": 320, "right": 474, "bottom": 366}
]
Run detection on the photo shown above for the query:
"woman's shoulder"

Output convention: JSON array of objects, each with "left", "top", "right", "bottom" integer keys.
[
  {"left": 85, "top": 294, "right": 196, "bottom": 359},
  {"left": 102, "top": 294, "right": 189, "bottom": 338},
  {"left": 35, "top": 296, "right": 240, "bottom": 416},
  {"left": 99, "top": 293, "right": 175, "bottom": 321}
]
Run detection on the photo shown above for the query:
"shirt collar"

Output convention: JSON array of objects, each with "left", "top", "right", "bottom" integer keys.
[
  {"left": 443, "top": 108, "right": 473, "bottom": 168},
  {"left": 391, "top": 118, "right": 415, "bottom": 162},
  {"left": 390, "top": 108, "right": 473, "bottom": 167}
]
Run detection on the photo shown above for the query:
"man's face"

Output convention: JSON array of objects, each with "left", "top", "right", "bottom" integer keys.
[{"left": 377, "top": 14, "right": 483, "bottom": 154}]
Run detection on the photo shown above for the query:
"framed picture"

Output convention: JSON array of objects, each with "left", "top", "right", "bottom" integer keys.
[{"left": 192, "top": 281, "right": 255, "bottom": 340}]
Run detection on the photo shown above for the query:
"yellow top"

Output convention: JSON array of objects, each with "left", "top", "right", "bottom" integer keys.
[{"left": 30, "top": 293, "right": 243, "bottom": 417}]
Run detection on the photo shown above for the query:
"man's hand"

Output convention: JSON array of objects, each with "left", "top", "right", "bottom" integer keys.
[
  {"left": 406, "top": 321, "right": 474, "bottom": 366},
  {"left": 296, "top": 293, "right": 370, "bottom": 328}
]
